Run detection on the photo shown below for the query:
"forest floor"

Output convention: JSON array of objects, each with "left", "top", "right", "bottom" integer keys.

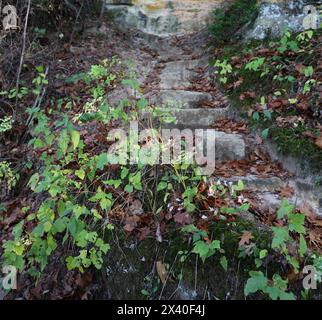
[{"left": 0, "top": 19, "right": 321, "bottom": 300}]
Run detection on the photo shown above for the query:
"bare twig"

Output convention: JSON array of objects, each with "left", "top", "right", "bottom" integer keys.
[
  {"left": 14, "top": 0, "right": 31, "bottom": 120},
  {"left": 99, "top": 0, "right": 106, "bottom": 22},
  {"left": 19, "top": 66, "right": 49, "bottom": 144},
  {"left": 69, "top": 0, "right": 85, "bottom": 44}
]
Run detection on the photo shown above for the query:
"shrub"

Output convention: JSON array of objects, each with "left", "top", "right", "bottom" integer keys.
[{"left": 210, "top": 0, "right": 259, "bottom": 43}]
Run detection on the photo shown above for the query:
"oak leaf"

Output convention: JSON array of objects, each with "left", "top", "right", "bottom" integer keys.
[{"left": 239, "top": 231, "right": 253, "bottom": 247}]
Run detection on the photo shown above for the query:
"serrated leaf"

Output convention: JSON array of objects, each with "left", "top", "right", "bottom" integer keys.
[
  {"left": 288, "top": 213, "right": 305, "bottom": 234},
  {"left": 272, "top": 227, "right": 290, "bottom": 249},
  {"left": 244, "top": 271, "right": 268, "bottom": 296}
]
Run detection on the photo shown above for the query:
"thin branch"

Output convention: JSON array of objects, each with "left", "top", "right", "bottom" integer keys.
[
  {"left": 14, "top": 0, "right": 31, "bottom": 120},
  {"left": 69, "top": 0, "right": 85, "bottom": 44}
]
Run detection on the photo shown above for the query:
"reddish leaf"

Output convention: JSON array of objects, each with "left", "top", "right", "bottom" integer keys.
[
  {"left": 173, "top": 212, "right": 193, "bottom": 226},
  {"left": 239, "top": 231, "right": 253, "bottom": 247}
]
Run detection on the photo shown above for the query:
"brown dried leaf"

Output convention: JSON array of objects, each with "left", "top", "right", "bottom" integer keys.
[
  {"left": 239, "top": 231, "right": 253, "bottom": 247},
  {"left": 156, "top": 261, "right": 168, "bottom": 284},
  {"left": 279, "top": 186, "right": 294, "bottom": 198},
  {"left": 315, "top": 136, "right": 322, "bottom": 149},
  {"left": 173, "top": 212, "right": 193, "bottom": 226}
]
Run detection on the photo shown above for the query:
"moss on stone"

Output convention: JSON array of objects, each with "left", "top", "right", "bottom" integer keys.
[{"left": 94, "top": 217, "right": 277, "bottom": 299}]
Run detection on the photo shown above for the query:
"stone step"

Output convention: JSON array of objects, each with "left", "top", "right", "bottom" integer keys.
[
  {"left": 152, "top": 90, "right": 213, "bottom": 109},
  {"left": 159, "top": 60, "right": 202, "bottom": 89},
  {"left": 212, "top": 131, "right": 246, "bottom": 161},
  {"left": 217, "top": 175, "right": 286, "bottom": 192},
  {"left": 141, "top": 107, "right": 230, "bottom": 128},
  {"left": 173, "top": 129, "right": 246, "bottom": 162}
]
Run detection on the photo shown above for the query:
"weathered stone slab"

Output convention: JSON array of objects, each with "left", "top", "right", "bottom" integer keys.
[
  {"left": 194, "top": 129, "right": 246, "bottom": 163},
  {"left": 212, "top": 131, "right": 246, "bottom": 161},
  {"left": 226, "top": 176, "right": 285, "bottom": 192},
  {"left": 154, "top": 90, "right": 213, "bottom": 109},
  {"left": 166, "top": 108, "right": 230, "bottom": 128},
  {"left": 246, "top": 0, "right": 320, "bottom": 40},
  {"left": 140, "top": 107, "right": 230, "bottom": 128},
  {"left": 159, "top": 60, "right": 200, "bottom": 89},
  {"left": 105, "top": 0, "right": 227, "bottom": 35}
]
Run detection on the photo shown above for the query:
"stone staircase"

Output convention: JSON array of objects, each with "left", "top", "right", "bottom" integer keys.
[
  {"left": 145, "top": 53, "right": 246, "bottom": 162},
  {"left": 103, "top": 0, "right": 322, "bottom": 215}
]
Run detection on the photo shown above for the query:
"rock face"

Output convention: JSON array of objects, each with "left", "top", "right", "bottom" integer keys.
[
  {"left": 105, "top": 0, "right": 230, "bottom": 35},
  {"left": 105, "top": 0, "right": 321, "bottom": 38},
  {"left": 246, "top": 0, "right": 321, "bottom": 40}
]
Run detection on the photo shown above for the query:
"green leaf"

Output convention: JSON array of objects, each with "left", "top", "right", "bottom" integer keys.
[
  {"left": 13, "top": 221, "right": 24, "bottom": 239},
  {"left": 71, "top": 130, "right": 80, "bottom": 150},
  {"left": 299, "top": 234, "right": 308, "bottom": 257},
  {"left": 261, "top": 128, "right": 269, "bottom": 140},
  {"left": 192, "top": 241, "right": 210, "bottom": 263},
  {"left": 96, "top": 153, "right": 108, "bottom": 170},
  {"left": 288, "top": 213, "right": 305, "bottom": 234},
  {"left": 57, "top": 129, "right": 69, "bottom": 158},
  {"left": 263, "top": 110, "right": 272, "bottom": 120},
  {"left": 244, "top": 271, "right": 268, "bottom": 296},
  {"left": 210, "top": 240, "right": 221, "bottom": 250},
  {"left": 100, "top": 198, "right": 112, "bottom": 211},
  {"left": 75, "top": 169, "right": 85, "bottom": 180},
  {"left": 220, "top": 256, "right": 228, "bottom": 271},
  {"left": 125, "top": 184, "right": 133, "bottom": 193},
  {"left": 252, "top": 111, "right": 260, "bottom": 121},
  {"left": 288, "top": 98, "right": 298, "bottom": 105},
  {"left": 122, "top": 79, "right": 140, "bottom": 91},
  {"left": 233, "top": 180, "right": 244, "bottom": 192},
  {"left": 53, "top": 218, "right": 67, "bottom": 233},
  {"left": 157, "top": 181, "right": 168, "bottom": 192},
  {"left": 137, "top": 98, "right": 148, "bottom": 110},
  {"left": 43, "top": 221, "right": 52, "bottom": 232},
  {"left": 121, "top": 167, "right": 129, "bottom": 179},
  {"left": 277, "top": 199, "right": 294, "bottom": 220},
  {"left": 28, "top": 173, "right": 40, "bottom": 191},
  {"left": 259, "top": 249, "right": 268, "bottom": 259},
  {"left": 141, "top": 289, "right": 149, "bottom": 296},
  {"left": 272, "top": 227, "right": 290, "bottom": 249}
]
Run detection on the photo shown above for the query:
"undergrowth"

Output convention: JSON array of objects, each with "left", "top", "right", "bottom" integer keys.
[
  {"left": 211, "top": 29, "right": 322, "bottom": 171},
  {"left": 210, "top": 0, "right": 259, "bottom": 44}
]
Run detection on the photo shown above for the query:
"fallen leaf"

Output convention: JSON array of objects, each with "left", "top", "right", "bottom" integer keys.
[
  {"left": 239, "top": 231, "right": 253, "bottom": 247},
  {"left": 128, "top": 199, "right": 143, "bottom": 216},
  {"left": 315, "top": 136, "right": 322, "bottom": 149},
  {"left": 233, "top": 77, "right": 244, "bottom": 89},
  {"left": 255, "top": 134, "right": 263, "bottom": 145},
  {"left": 173, "top": 212, "right": 193, "bottom": 226},
  {"left": 279, "top": 186, "right": 294, "bottom": 198},
  {"left": 124, "top": 216, "right": 140, "bottom": 232},
  {"left": 156, "top": 261, "right": 168, "bottom": 284}
]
